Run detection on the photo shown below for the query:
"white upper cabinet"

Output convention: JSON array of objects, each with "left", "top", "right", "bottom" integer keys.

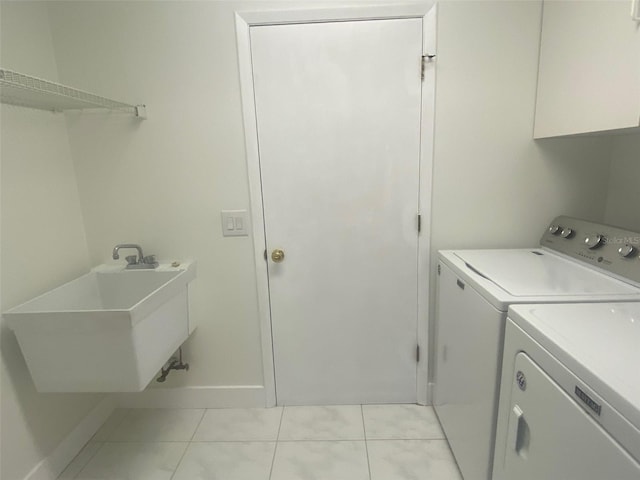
[{"left": 534, "top": 0, "right": 640, "bottom": 138}]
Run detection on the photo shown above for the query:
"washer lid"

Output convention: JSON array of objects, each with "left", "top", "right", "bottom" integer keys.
[
  {"left": 509, "top": 302, "right": 640, "bottom": 433},
  {"left": 454, "top": 249, "right": 639, "bottom": 297}
]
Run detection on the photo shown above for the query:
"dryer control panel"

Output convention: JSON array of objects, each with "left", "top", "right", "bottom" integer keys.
[{"left": 541, "top": 216, "right": 640, "bottom": 285}]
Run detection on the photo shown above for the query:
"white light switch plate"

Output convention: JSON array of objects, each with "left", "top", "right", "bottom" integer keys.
[{"left": 221, "top": 210, "right": 250, "bottom": 237}]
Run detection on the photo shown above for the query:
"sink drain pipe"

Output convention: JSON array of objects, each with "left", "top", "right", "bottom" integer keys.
[{"left": 156, "top": 347, "right": 189, "bottom": 382}]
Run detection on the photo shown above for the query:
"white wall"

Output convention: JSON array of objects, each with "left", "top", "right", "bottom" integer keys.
[
  {"left": 427, "top": 0, "right": 614, "bottom": 381},
  {"left": 431, "top": 1, "right": 613, "bottom": 253},
  {"left": 47, "top": 0, "right": 269, "bottom": 390},
  {"left": 0, "top": 3, "right": 104, "bottom": 479},
  {"left": 45, "top": 0, "right": 616, "bottom": 398},
  {"left": 604, "top": 133, "right": 640, "bottom": 232},
  {"left": 46, "top": 0, "right": 404, "bottom": 393}
]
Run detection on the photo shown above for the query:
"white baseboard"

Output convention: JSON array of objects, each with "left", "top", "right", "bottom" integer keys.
[
  {"left": 427, "top": 381, "right": 435, "bottom": 405},
  {"left": 24, "top": 395, "right": 116, "bottom": 480},
  {"left": 115, "top": 385, "right": 266, "bottom": 409}
]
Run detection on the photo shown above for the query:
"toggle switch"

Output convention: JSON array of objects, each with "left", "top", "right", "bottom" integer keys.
[{"left": 221, "top": 210, "right": 250, "bottom": 237}]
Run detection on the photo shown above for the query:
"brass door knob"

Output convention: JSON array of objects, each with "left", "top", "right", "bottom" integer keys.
[{"left": 271, "top": 249, "right": 285, "bottom": 263}]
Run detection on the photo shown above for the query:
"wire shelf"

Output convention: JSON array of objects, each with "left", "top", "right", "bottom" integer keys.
[{"left": 0, "top": 68, "right": 146, "bottom": 118}]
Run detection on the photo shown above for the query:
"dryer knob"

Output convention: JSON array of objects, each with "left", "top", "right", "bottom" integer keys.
[
  {"left": 560, "top": 228, "right": 574, "bottom": 238},
  {"left": 584, "top": 233, "right": 604, "bottom": 249},
  {"left": 548, "top": 225, "right": 562, "bottom": 235},
  {"left": 618, "top": 244, "right": 636, "bottom": 258}
]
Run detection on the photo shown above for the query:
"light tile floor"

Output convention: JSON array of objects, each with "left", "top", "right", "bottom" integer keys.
[{"left": 59, "top": 404, "right": 462, "bottom": 480}]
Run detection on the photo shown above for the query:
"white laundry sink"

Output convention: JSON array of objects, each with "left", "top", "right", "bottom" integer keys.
[{"left": 3, "top": 262, "right": 196, "bottom": 392}]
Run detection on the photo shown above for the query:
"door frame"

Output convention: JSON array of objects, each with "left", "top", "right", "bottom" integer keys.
[{"left": 235, "top": 2, "right": 437, "bottom": 407}]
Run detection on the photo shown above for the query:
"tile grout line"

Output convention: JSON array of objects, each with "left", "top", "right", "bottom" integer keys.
[
  {"left": 101, "top": 440, "right": 192, "bottom": 444},
  {"left": 366, "top": 437, "right": 448, "bottom": 441},
  {"left": 100, "top": 409, "right": 131, "bottom": 442},
  {"left": 168, "top": 437, "right": 448, "bottom": 444},
  {"left": 189, "top": 409, "right": 208, "bottom": 442},
  {"left": 268, "top": 406, "right": 286, "bottom": 480},
  {"left": 67, "top": 408, "right": 131, "bottom": 479},
  {"left": 361, "top": 405, "right": 373, "bottom": 480},
  {"left": 168, "top": 408, "right": 207, "bottom": 480},
  {"left": 68, "top": 442, "right": 106, "bottom": 480},
  {"left": 273, "top": 438, "right": 376, "bottom": 443}
]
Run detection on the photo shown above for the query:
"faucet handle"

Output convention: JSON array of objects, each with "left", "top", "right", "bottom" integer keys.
[
  {"left": 143, "top": 255, "right": 158, "bottom": 266},
  {"left": 125, "top": 255, "right": 138, "bottom": 265}
]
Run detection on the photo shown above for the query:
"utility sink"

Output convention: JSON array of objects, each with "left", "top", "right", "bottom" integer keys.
[{"left": 4, "top": 262, "right": 196, "bottom": 392}]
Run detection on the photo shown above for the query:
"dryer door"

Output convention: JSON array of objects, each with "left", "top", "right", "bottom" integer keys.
[{"left": 502, "top": 352, "right": 640, "bottom": 479}]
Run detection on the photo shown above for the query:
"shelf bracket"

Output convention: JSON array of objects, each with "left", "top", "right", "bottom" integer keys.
[{"left": 134, "top": 105, "right": 147, "bottom": 119}]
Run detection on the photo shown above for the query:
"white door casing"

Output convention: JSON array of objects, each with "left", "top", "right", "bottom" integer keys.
[{"left": 235, "top": 3, "right": 436, "bottom": 407}]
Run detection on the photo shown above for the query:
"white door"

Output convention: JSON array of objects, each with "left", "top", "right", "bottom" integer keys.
[{"left": 250, "top": 18, "right": 423, "bottom": 405}]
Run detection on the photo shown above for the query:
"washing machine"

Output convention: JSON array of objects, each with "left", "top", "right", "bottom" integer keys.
[
  {"left": 433, "top": 215, "right": 640, "bottom": 480},
  {"left": 492, "top": 302, "right": 640, "bottom": 479}
]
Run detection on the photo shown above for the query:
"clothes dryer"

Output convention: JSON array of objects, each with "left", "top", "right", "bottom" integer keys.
[
  {"left": 492, "top": 302, "right": 640, "bottom": 480},
  {"left": 433, "top": 216, "right": 640, "bottom": 480}
]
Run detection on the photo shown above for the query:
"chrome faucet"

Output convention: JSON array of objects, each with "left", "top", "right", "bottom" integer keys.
[
  {"left": 113, "top": 244, "right": 144, "bottom": 262},
  {"left": 112, "top": 244, "right": 158, "bottom": 269}
]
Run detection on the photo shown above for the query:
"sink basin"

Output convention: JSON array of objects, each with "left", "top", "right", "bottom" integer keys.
[{"left": 4, "top": 262, "right": 196, "bottom": 392}]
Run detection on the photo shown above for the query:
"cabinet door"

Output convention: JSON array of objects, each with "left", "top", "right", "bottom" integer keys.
[
  {"left": 501, "top": 353, "right": 640, "bottom": 479},
  {"left": 534, "top": 0, "right": 640, "bottom": 138},
  {"left": 433, "top": 262, "right": 505, "bottom": 480}
]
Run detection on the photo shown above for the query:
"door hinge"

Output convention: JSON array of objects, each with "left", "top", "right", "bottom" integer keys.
[
  {"left": 416, "top": 344, "right": 421, "bottom": 363},
  {"left": 421, "top": 54, "right": 436, "bottom": 80},
  {"left": 437, "top": 264, "right": 441, "bottom": 275},
  {"left": 264, "top": 249, "right": 267, "bottom": 262},
  {"left": 417, "top": 214, "right": 422, "bottom": 233}
]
